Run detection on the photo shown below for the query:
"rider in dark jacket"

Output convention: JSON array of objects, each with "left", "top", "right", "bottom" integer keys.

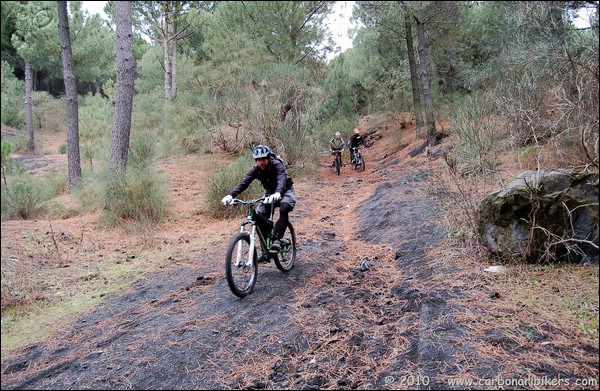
[
  {"left": 348, "top": 128, "right": 367, "bottom": 164},
  {"left": 221, "top": 145, "right": 295, "bottom": 252}
]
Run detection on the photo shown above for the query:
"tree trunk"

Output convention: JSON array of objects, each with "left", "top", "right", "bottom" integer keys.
[
  {"left": 25, "top": 61, "right": 34, "bottom": 153},
  {"left": 416, "top": 8, "right": 437, "bottom": 146},
  {"left": 109, "top": 1, "right": 135, "bottom": 171},
  {"left": 401, "top": 1, "right": 424, "bottom": 138},
  {"left": 171, "top": 5, "right": 178, "bottom": 100},
  {"left": 162, "top": 6, "right": 172, "bottom": 101},
  {"left": 57, "top": 1, "right": 82, "bottom": 193}
]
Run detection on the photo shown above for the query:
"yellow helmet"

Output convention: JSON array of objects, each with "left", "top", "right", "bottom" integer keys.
[{"left": 354, "top": 128, "right": 360, "bottom": 135}]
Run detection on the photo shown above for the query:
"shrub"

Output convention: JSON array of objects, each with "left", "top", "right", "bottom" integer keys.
[
  {"left": 448, "top": 92, "right": 504, "bottom": 176},
  {"left": 1, "top": 61, "right": 24, "bottom": 128},
  {"left": 101, "top": 164, "right": 170, "bottom": 228},
  {"left": 5, "top": 174, "right": 48, "bottom": 220}
]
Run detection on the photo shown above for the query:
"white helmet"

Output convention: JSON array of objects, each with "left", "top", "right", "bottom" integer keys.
[{"left": 335, "top": 131, "right": 341, "bottom": 138}]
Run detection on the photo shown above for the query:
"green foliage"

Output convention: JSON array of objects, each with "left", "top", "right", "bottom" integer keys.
[
  {"left": 79, "top": 94, "right": 112, "bottom": 171},
  {"left": 1, "top": 164, "right": 67, "bottom": 221},
  {"left": 132, "top": 92, "right": 165, "bottom": 132},
  {"left": 31, "top": 91, "right": 65, "bottom": 131},
  {"left": 162, "top": 96, "right": 211, "bottom": 156},
  {"left": 1, "top": 141, "right": 25, "bottom": 219},
  {"left": 214, "top": 63, "right": 328, "bottom": 166},
  {"left": 204, "top": 156, "right": 263, "bottom": 219},
  {"left": 11, "top": 1, "right": 60, "bottom": 75},
  {"left": 128, "top": 131, "right": 157, "bottom": 169},
  {"left": 134, "top": 46, "right": 164, "bottom": 95},
  {"left": 1, "top": 141, "right": 21, "bottom": 178},
  {"left": 67, "top": 3, "right": 115, "bottom": 85},
  {"left": 38, "top": 169, "right": 68, "bottom": 201},
  {"left": 204, "top": 1, "right": 334, "bottom": 65},
  {"left": 2, "top": 173, "right": 46, "bottom": 220},
  {"left": 0, "top": 61, "right": 24, "bottom": 127},
  {"left": 461, "top": 1, "right": 599, "bottom": 167},
  {"left": 448, "top": 92, "right": 503, "bottom": 175},
  {"left": 100, "top": 160, "right": 170, "bottom": 228},
  {"left": 75, "top": 174, "right": 105, "bottom": 214},
  {"left": 9, "top": 1, "right": 115, "bottom": 89}
]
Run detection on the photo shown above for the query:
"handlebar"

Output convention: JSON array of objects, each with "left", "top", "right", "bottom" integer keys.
[{"left": 229, "top": 197, "right": 266, "bottom": 206}]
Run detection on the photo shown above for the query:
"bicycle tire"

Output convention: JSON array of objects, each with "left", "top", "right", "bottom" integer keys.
[
  {"left": 335, "top": 156, "right": 341, "bottom": 175},
  {"left": 359, "top": 155, "right": 365, "bottom": 171},
  {"left": 274, "top": 222, "right": 296, "bottom": 272},
  {"left": 225, "top": 232, "right": 258, "bottom": 297}
]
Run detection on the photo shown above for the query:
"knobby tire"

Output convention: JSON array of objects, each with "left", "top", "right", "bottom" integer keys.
[
  {"left": 273, "top": 222, "right": 296, "bottom": 272},
  {"left": 225, "top": 232, "right": 257, "bottom": 298}
]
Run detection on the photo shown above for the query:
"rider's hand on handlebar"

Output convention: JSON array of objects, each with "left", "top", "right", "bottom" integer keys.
[
  {"left": 264, "top": 192, "right": 281, "bottom": 204},
  {"left": 221, "top": 195, "right": 233, "bottom": 206}
]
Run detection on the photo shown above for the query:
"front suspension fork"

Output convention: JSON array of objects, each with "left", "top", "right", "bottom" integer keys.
[{"left": 236, "top": 223, "right": 257, "bottom": 266}]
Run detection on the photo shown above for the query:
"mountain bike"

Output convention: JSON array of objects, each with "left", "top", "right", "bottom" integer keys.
[
  {"left": 350, "top": 147, "right": 366, "bottom": 171},
  {"left": 331, "top": 149, "right": 344, "bottom": 175},
  {"left": 224, "top": 197, "right": 297, "bottom": 298}
]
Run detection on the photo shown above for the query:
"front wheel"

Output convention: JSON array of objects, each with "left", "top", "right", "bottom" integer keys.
[
  {"left": 225, "top": 232, "right": 257, "bottom": 297},
  {"left": 358, "top": 155, "right": 365, "bottom": 171},
  {"left": 335, "top": 156, "right": 341, "bottom": 175},
  {"left": 274, "top": 222, "right": 297, "bottom": 272}
]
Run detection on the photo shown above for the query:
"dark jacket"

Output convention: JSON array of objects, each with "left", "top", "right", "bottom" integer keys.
[
  {"left": 348, "top": 134, "right": 366, "bottom": 149},
  {"left": 228, "top": 156, "right": 293, "bottom": 197}
]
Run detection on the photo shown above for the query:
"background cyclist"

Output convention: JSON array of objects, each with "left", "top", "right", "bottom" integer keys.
[
  {"left": 348, "top": 128, "right": 368, "bottom": 164},
  {"left": 330, "top": 131, "right": 346, "bottom": 166}
]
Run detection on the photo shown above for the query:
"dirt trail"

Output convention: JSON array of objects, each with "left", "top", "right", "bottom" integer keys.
[{"left": 1, "top": 122, "right": 598, "bottom": 390}]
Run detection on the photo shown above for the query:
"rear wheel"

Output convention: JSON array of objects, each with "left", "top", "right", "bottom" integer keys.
[
  {"left": 225, "top": 232, "right": 257, "bottom": 297},
  {"left": 274, "top": 222, "right": 296, "bottom": 272}
]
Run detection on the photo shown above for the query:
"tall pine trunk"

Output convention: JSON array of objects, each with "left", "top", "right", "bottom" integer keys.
[
  {"left": 25, "top": 61, "right": 34, "bottom": 153},
  {"left": 109, "top": 1, "right": 135, "bottom": 171},
  {"left": 416, "top": 8, "right": 437, "bottom": 146},
  {"left": 401, "top": 1, "right": 424, "bottom": 138},
  {"left": 57, "top": 1, "right": 82, "bottom": 193}
]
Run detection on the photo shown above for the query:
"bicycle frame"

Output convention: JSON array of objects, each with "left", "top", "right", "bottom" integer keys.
[
  {"left": 225, "top": 196, "right": 296, "bottom": 297},
  {"left": 333, "top": 150, "right": 342, "bottom": 161},
  {"left": 234, "top": 199, "right": 274, "bottom": 267}
]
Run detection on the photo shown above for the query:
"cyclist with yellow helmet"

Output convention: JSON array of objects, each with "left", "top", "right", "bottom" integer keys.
[{"left": 348, "top": 128, "right": 367, "bottom": 165}]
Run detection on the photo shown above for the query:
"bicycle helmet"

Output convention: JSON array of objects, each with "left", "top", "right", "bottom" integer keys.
[
  {"left": 335, "top": 131, "right": 341, "bottom": 138},
  {"left": 252, "top": 145, "right": 271, "bottom": 159},
  {"left": 354, "top": 128, "right": 360, "bottom": 135}
]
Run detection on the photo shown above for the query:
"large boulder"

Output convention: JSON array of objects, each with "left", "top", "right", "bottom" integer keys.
[{"left": 477, "top": 169, "right": 598, "bottom": 263}]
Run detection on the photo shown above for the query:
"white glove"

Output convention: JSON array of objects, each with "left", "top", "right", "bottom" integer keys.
[
  {"left": 221, "top": 195, "right": 233, "bottom": 206},
  {"left": 264, "top": 192, "right": 281, "bottom": 204}
]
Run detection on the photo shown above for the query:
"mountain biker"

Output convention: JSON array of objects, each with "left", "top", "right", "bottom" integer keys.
[
  {"left": 348, "top": 128, "right": 368, "bottom": 164},
  {"left": 221, "top": 145, "right": 296, "bottom": 252},
  {"left": 330, "top": 131, "right": 346, "bottom": 166}
]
